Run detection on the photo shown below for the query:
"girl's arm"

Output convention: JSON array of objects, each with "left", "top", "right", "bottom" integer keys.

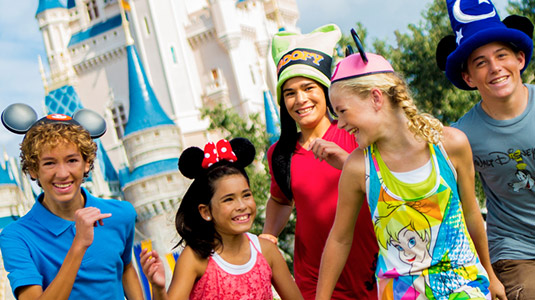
[
  {"left": 259, "top": 239, "right": 303, "bottom": 300},
  {"left": 139, "top": 249, "right": 167, "bottom": 300},
  {"left": 122, "top": 261, "right": 144, "bottom": 300},
  {"left": 166, "top": 246, "right": 207, "bottom": 300},
  {"left": 316, "top": 150, "right": 366, "bottom": 300},
  {"left": 443, "top": 127, "right": 506, "bottom": 300}
]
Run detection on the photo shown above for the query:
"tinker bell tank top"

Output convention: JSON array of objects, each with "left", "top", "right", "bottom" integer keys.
[{"left": 364, "top": 143, "right": 490, "bottom": 300}]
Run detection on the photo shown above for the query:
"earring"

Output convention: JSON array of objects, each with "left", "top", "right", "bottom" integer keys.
[{"left": 206, "top": 217, "right": 211, "bottom": 221}]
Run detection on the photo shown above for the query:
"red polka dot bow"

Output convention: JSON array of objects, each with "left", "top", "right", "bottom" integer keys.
[{"left": 202, "top": 139, "right": 238, "bottom": 168}]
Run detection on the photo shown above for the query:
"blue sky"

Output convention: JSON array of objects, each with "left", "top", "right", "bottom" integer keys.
[{"left": 0, "top": 0, "right": 508, "bottom": 159}]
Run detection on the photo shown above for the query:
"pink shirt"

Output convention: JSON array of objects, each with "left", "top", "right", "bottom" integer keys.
[{"left": 190, "top": 233, "right": 273, "bottom": 300}]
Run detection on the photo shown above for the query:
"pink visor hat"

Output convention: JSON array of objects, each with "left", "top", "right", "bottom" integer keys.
[{"left": 331, "top": 52, "right": 394, "bottom": 83}]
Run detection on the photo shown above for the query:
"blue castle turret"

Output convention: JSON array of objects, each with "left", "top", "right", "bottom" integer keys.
[
  {"left": 35, "top": 0, "right": 64, "bottom": 16},
  {"left": 0, "top": 160, "right": 23, "bottom": 229},
  {"left": 123, "top": 45, "right": 175, "bottom": 136},
  {"left": 263, "top": 90, "right": 280, "bottom": 145},
  {"left": 117, "top": 30, "right": 186, "bottom": 290}
]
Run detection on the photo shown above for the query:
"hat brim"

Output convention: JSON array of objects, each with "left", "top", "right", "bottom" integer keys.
[
  {"left": 445, "top": 27, "right": 533, "bottom": 90},
  {"left": 276, "top": 65, "right": 331, "bottom": 104}
]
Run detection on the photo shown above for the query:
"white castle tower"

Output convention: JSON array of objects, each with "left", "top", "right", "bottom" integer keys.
[
  {"left": 0, "top": 0, "right": 296, "bottom": 297},
  {"left": 0, "top": 155, "right": 35, "bottom": 300},
  {"left": 35, "top": 0, "right": 299, "bottom": 171}
]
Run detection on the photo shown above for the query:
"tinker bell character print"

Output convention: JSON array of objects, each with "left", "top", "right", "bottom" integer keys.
[{"left": 375, "top": 202, "right": 432, "bottom": 297}]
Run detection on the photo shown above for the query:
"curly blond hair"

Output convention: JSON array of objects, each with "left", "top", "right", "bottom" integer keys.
[
  {"left": 331, "top": 72, "right": 443, "bottom": 144},
  {"left": 20, "top": 122, "right": 97, "bottom": 177}
]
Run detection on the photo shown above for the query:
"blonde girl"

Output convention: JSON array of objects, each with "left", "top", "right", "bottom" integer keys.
[{"left": 315, "top": 53, "right": 505, "bottom": 299}]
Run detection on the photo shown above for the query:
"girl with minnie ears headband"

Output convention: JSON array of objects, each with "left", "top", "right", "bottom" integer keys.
[
  {"left": 139, "top": 138, "right": 303, "bottom": 300},
  {"left": 0, "top": 104, "right": 144, "bottom": 300},
  {"left": 316, "top": 31, "right": 504, "bottom": 299}
]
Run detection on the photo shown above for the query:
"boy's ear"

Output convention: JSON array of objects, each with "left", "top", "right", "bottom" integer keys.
[
  {"left": 84, "top": 161, "right": 91, "bottom": 174},
  {"left": 28, "top": 169, "right": 38, "bottom": 181},
  {"left": 516, "top": 50, "right": 526, "bottom": 70},
  {"left": 461, "top": 72, "right": 476, "bottom": 89},
  {"left": 198, "top": 204, "right": 212, "bottom": 221}
]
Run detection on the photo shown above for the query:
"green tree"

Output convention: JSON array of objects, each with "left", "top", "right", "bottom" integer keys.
[
  {"left": 200, "top": 104, "right": 296, "bottom": 270},
  {"left": 385, "top": 0, "right": 482, "bottom": 125},
  {"left": 508, "top": 0, "right": 535, "bottom": 84},
  {"left": 336, "top": 0, "right": 497, "bottom": 204}
]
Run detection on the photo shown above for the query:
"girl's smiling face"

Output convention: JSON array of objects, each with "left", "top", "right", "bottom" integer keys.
[
  {"left": 330, "top": 86, "right": 379, "bottom": 149},
  {"left": 202, "top": 174, "right": 256, "bottom": 237}
]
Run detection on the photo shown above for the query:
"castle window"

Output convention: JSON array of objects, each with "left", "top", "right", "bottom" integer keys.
[
  {"left": 211, "top": 69, "right": 220, "bottom": 87},
  {"left": 170, "top": 46, "right": 177, "bottom": 64},
  {"left": 249, "top": 65, "right": 256, "bottom": 85},
  {"left": 86, "top": 0, "right": 99, "bottom": 21},
  {"left": 111, "top": 103, "right": 127, "bottom": 139},
  {"left": 144, "top": 17, "right": 151, "bottom": 35}
]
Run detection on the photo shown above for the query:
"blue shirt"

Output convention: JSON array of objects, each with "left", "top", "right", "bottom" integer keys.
[{"left": 0, "top": 188, "right": 137, "bottom": 299}]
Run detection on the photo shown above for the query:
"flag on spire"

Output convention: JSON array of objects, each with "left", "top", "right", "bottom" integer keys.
[{"left": 120, "top": 0, "right": 131, "bottom": 11}]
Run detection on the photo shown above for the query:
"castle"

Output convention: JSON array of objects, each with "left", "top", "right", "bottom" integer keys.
[{"left": 0, "top": 0, "right": 298, "bottom": 298}]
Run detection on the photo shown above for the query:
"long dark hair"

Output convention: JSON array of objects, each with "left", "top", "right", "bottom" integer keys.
[
  {"left": 175, "top": 138, "right": 256, "bottom": 258},
  {"left": 271, "top": 83, "right": 334, "bottom": 200}
]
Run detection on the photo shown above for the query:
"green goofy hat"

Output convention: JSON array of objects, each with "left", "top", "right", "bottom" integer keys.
[{"left": 271, "top": 24, "right": 341, "bottom": 103}]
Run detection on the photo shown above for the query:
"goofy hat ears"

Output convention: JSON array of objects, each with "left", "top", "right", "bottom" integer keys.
[
  {"left": 1, "top": 103, "right": 107, "bottom": 139},
  {"left": 436, "top": 0, "right": 533, "bottom": 90},
  {"left": 271, "top": 24, "right": 341, "bottom": 103}
]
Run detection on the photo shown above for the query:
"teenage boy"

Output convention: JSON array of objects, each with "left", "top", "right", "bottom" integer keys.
[
  {"left": 0, "top": 104, "right": 144, "bottom": 300},
  {"left": 436, "top": 0, "right": 534, "bottom": 298}
]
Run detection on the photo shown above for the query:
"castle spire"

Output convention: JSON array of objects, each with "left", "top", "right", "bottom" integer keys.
[
  {"left": 35, "top": 0, "right": 65, "bottom": 16},
  {"left": 123, "top": 45, "right": 174, "bottom": 136}
]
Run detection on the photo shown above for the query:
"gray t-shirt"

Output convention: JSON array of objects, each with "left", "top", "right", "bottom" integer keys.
[{"left": 452, "top": 84, "right": 535, "bottom": 263}]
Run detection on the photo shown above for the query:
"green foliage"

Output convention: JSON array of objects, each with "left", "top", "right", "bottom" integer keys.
[
  {"left": 335, "top": 0, "right": 535, "bottom": 207},
  {"left": 200, "top": 104, "right": 296, "bottom": 269},
  {"left": 507, "top": 0, "right": 535, "bottom": 84},
  {"left": 384, "top": 0, "right": 482, "bottom": 125}
]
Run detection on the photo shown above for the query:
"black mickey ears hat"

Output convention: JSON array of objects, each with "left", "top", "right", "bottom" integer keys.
[
  {"left": 436, "top": 0, "right": 533, "bottom": 90},
  {"left": 178, "top": 137, "right": 256, "bottom": 180},
  {"left": 1, "top": 103, "right": 107, "bottom": 138}
]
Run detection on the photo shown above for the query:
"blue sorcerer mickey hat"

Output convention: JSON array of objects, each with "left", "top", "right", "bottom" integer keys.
[{"left": 436, "top": 0, "right": 534, "bottom": 90}]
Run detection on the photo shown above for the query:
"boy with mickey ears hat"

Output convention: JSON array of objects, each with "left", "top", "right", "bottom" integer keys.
[
  {"left": 436, "top": 0, "right": 535, "bottom": 298},
  {"left": 260, "top": 24, "right": 378, "bottom": 299},
  {"left": 0, "top": 104, "right": 143, "bottom": 300}
]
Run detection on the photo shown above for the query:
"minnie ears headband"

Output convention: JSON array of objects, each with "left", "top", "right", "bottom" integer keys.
[
  {"left": 331, "top": 29, "right": 394, "bottom": 83},
  {"left": 1, "top": 103, "right": 107, "bottom": 139},
  {"left": 178, "top": 137, "right": 256, "bottom": 180}
]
